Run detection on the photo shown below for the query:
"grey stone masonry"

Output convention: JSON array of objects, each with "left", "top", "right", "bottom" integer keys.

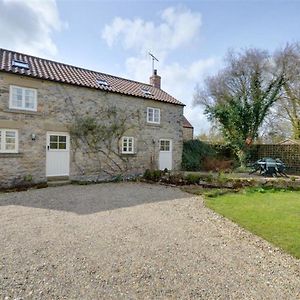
[{"left": 0, "top": 73, "right": 183, "bottom": 188}]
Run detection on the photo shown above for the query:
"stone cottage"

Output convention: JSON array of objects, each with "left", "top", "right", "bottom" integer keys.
[{"left": 0, "top": 49, "right": 185, "bottom": 188}]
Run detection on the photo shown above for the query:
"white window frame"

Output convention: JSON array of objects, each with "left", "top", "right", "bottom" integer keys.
[
  {"left": 9, "top": 85, "right": 37, "bottom": 112},
  {"left": 159, "top": 139, "right": 172, "bottom": 152},
  {"left": 121, "top": 136, "right": 134, "bottom": 154},
  {"left": 147, "top": 107, "right": 160, "bottom": 124},
  {"left": 0, "top": 129, "right": 18, "bottom": 153}
]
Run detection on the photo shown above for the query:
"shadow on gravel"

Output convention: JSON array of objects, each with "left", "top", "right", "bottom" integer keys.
[{"left": 0, "top": 183, "right": 191, "bottom": 215}]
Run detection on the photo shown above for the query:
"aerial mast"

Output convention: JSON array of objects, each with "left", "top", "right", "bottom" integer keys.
[{"left": 148, "top": 52, "right": 159, "bottom": 74}]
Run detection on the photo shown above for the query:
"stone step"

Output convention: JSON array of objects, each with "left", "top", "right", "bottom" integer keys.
[
  {"left": 47, "top": 180, "right": 71, "bottom": 187},
  {"left": 47, "top": 176, "right": 69, "bottom": 181}
]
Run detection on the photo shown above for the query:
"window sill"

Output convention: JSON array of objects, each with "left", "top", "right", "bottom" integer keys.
[
  {"left": 3, "top": 109, "right": 42, "bottom": 115},
  {"left": 0, "top": 152, "right": 23, "bottom": 158},
  {"left": 121, "top": 153, "right": 137, "bottom": 156},
  {"left": 146, "top": 122, "right": 161, "bottom": 127}
]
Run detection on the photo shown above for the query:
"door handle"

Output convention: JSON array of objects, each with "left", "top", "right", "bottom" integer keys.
[{"left": 47, "top": 145, "right": 50, "bottom": 150}]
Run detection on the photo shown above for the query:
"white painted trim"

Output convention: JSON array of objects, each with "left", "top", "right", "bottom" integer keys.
[
  {"left": 9, "top": 85, "right": 37, "bottom": 112},
  {"left": 147, "top": 107, "right": 160, "bottom": 124},
  {"left": 0, "top": 129, "right": 18, "bottom": 153},
  {"left": 121, "top": 136, "right": 135, "bottom": 154}
]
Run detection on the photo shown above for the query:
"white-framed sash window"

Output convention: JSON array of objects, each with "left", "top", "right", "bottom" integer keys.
[
  {"left": 0, "top": 129, "right": 18, "bottom": 153},
  {"left": 147, "top": 107, "right": 160, "bottom": 124}
]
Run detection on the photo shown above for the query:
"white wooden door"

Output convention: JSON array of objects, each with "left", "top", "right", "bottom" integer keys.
[
  {"left": 46, "top": 132, "right": 70, "bottom": 177},
  {"left": 159, "top": 139, "right": 172, "bottom": 170}
]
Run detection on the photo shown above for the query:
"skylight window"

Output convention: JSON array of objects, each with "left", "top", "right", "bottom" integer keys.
[
  {"left": 12, "top": 59, "right": 29, "bottom": 69},
  {"left": 141, "top": 88, "right": 152, "bottom": 96},
  {"left": 96, "top": 79, "right": 109, "bottom": 87}
]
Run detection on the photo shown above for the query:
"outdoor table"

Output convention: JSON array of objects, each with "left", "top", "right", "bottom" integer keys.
[{"left": 249, "top": 157, "right": 288, "bottom": 177}]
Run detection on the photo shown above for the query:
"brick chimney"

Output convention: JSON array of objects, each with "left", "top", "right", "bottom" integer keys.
[{"left": 150, "top": 69, "right": 161, "bottom": 89}]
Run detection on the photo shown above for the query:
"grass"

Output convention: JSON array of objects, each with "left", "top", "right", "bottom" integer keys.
[{"left": 205, "top": 188, "right": 300, "bottom": 258}]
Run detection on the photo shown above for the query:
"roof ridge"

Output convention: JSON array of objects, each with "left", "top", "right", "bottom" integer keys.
[{"left": 0, "top": 48, "right": 158, "bottom": 90}]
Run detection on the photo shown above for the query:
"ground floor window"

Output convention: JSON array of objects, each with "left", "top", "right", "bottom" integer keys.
[
  {"left": 122, "top": 136, "right": 134, "bottom": 154},
  {"left": 0, "top": 129, "right": 18, "bottom": 153}
]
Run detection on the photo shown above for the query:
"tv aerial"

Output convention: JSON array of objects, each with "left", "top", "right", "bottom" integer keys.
[{"left": 149, "top": 52, "right": 159, "bottom": 74}]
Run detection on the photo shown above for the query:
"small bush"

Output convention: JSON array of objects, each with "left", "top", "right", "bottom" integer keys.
[
  {"left": 168, "top": 172, "right": 185, "bottom": 185},
  {"left": 143, "top": 169, "right": 163, "bottom": 182},
  {"left": 185, "top": 173, "right": 201, "bottom": 185}
]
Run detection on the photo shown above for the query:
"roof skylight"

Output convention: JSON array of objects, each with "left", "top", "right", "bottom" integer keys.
[
  {"left": 141, "top": 88, "right": 152, "bottom": 96},
  {"left": 12, "top": 59, "right": 29, "bottom": 69},
  {"left": 97, "top": 79, "right": 109, "bottom": 87}
]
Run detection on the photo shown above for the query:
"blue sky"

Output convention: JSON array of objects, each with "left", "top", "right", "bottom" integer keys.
[{"left": 1, "top": 0, "right": 300, "bottom": 134}]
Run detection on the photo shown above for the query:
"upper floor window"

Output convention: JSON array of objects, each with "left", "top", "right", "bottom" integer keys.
[
  {"left": 147, "top": 107, "right": 160, "bottom": 124},
  {"left": 9, "top": 85, "right": 37, "bottom": 111},
  {"left": 121, "top": 136, "right": 134, "bottom": 154},
  {"left": 0, "top": 129, "right": 18, "bottom": 153}
]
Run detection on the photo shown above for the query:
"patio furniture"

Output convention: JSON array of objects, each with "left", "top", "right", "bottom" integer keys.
[{"left": 249, "top": 157, "right": 288, "bottom": 177}]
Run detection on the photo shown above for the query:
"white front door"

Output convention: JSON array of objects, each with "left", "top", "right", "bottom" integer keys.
[
  {"left": 159, "top": 139, "right": 172, "bottom": 170},
  {"left": 46, "top": 132, "right": 70, "bottom": 177}
]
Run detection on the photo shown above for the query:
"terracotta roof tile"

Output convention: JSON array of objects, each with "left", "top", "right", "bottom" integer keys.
[
  {"left": 183, "top": 116, "right": 193, "bottom": 128},
  {"left": 0, "top": 48, "right": 184, "bottom": 106}
]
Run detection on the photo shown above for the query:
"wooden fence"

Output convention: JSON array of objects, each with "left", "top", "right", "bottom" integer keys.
[{"left": 249, "top": 144, "right": 300, "bottom": 174}]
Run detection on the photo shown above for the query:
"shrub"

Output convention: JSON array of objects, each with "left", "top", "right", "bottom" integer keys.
[
  {"left": 182, "top": 140, "right": 238, "bottom": 171},
  {"left": 202, "top": 157, "right": 233, "bottom": 172},
  {"left": 182, "top": 140, "right": 217, "bottom": 171},
  {"left": 185, "top": 173, "right": 202, "bottom": 185},
  {"left": 143, "top": 169, "right": 163, "bottom": 182}
]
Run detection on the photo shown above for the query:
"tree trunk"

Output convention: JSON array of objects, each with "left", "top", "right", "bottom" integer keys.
[{"left": 237, "top": 149, "right": 247, "bottom": 169}]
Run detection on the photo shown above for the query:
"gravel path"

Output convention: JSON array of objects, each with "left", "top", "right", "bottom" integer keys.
[{"left": 0, "top": 182, "right": 300, "bottom": 299}]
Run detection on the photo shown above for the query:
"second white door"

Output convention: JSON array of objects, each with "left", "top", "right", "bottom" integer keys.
[{"left": 159, "top": 139, "right": 172, "bottom": 170}]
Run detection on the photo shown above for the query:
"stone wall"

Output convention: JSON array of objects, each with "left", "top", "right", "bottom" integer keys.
[
  {"left": 0, "top": 73, "right": 183, "bottom": 188},
  {"left": 183, "top": 127, "right": 193, "bottom": 141}
]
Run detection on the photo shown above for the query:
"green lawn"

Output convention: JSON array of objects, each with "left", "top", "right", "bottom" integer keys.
[{"left": 205, "top": 189, "right": 300, "bottom": 258}]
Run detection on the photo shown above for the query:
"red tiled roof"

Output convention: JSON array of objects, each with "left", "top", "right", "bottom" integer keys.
[
  {"left": 0, "top": 48, "right": 184, "bottom": 106},
  {"left": 183, "top": 116, "right": 193, "bottom": 128}
]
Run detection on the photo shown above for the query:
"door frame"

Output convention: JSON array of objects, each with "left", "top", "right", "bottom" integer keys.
[
  {"left": 46, "top": 131, "right": 70, "bottom": 177},
  {"left": 159, "top": 139, "right": 172, "bottom": 170}
]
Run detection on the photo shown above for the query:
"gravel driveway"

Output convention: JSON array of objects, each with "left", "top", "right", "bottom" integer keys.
[{"left": 1, "top": 182, "right": 300, "bottom": 299}]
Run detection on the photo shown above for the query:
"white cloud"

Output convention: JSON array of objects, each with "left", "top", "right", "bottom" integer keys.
[
  {"left": 102, "top": 6, "right": 217, "bottom": 134},
  {"left": 0, "top": 0, "right": 66, "bottom": 56},
  {"left": 102, "top": 6, "right": 201, "bottom": 56}
]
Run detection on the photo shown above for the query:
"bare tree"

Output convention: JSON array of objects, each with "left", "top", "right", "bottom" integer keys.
[{"left": 274, "top": 43, "right": 300, "bottom": 139}]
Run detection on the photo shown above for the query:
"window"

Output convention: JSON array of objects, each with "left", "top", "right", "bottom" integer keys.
[
  {"left": 12, "top": 59, "right": 29, "bottom": 69},
  {"left": 9, "top": 85, "right": 37, "bottom": 111},
  {"left": 141, "top": 88, "right": 152, "bottom": 96},
  {"left": 160, "top": 139, "right": 171, "bottom": 152},
  {"left": 122, "top": 137, "right": 134, "bottom": 154},
  {"left": 96, "top": 79, "right": 109, "bottom": 87},
  {"left": 49, "top": 135, "right": 67, "bottom": 150},
  {"left": 0, "top": 129, "right": 18, "bottom": 153},
  {"left": 147, "top": 107, "right": 160, "bottom": 124}
]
